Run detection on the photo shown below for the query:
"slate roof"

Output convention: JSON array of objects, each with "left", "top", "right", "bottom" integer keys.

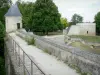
[{"left": 5, "top": 3, "right": 22, "bottom": 17}]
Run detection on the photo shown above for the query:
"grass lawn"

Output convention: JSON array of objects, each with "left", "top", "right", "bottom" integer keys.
[
  {"left": 70, "top": 35, "right": 100, "bottom": 43},
  {"left": 35, "top": 31, "right": 63, "bottom": 36},
  {"left": 69, "top": 41, "right": 100, "bottom": 54}
]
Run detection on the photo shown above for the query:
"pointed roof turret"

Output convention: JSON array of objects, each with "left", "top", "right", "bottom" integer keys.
[{"left": 5, "top": 3, "right": 22, "bottom": 16}]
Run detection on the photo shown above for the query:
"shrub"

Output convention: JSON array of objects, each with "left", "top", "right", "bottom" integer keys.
[
  {"left": 44, "top": 49, "right": 52, "bottom": 55},
  {"left": 68, "top": 64, "right": 92, "bottom": 75},
  {"left": 0, "top": 21, "right": 5, "bottom": 39},
  {"left": 0, "top": 57, "right": 5, "bottom": 75},
  {"left": 25, "top": 38, "right": 35, "bottom": 45},
  {"left": 17, "top": 33, "right": 35, "bottom": 45}
]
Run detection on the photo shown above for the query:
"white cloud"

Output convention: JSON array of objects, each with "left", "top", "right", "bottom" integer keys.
[{"left": 12, "top": 0, "right": 100, "bottom": 22}]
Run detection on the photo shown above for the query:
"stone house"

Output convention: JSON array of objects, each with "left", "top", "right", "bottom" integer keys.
[{"left": 63, "top": 23, "right": 96, "bottom": 36}]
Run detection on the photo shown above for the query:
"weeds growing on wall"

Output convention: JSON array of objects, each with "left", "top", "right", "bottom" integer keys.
[
  {"left": 43, "top": 49, "right": 52, "bottom": 55},
  {"left": 17, "top": 34, "right": 35, "bottom": 45},
  {"left": 26, "top": 38, "right": 35, "bottom": 45},
  {"left": 68, "top": 64, "right": 92, "bottom": 75}
]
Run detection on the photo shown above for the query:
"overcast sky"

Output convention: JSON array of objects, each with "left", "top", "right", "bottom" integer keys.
[{"left": 12, "top": 0, "right": 100, "bottom": 22}]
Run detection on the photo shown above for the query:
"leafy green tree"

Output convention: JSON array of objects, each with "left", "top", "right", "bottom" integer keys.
[
  {"left": 32, "top": 0, "right": 63, "bottom": 35},
  {"left": 0, "top": 1, "right": 9, "bottom": 74},
  {"left": 0, "top": 22, "right": 5, "bottom": 39},
  {"left": 95, "top": 12, "right": 100, "bottom": 35},
  {"left": 0, "top": 21, "right": 5, "bottom": 57},
  {"left": 0, "top": 0, "right": 9, "bottom": 56},
  {"left": 17, "top": 1, "right": 34, "bottom": 31},
  {"left": 0, "top": 57, "right": 5, "bottom": 75},
  {"left": 71, "top": 14, "right": 83, "bottom": 25},
  {"left": 60, "top": 17, "right": 69, "bottom": 29},
  {"left": 0, "top": 0, "right": 9, "bottom": 57},
  {"left": 0, "top": 0, "right": 9, "bottom": 23}
]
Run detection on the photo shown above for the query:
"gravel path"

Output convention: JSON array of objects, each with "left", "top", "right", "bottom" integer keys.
[{"left": 43, "top": 35, "right": 65, "bottom": 45}]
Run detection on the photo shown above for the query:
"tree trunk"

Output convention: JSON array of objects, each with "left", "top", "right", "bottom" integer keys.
[{"left": 46, "top": 31, "right": 48, "bottom": 35}]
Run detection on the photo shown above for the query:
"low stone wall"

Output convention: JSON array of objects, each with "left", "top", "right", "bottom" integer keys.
[
  {"left": 5, "top": 33, "right": 47, "bottom": 75},
  {"left": 18, "top": 30, "right": 100, "bottom": 75}
]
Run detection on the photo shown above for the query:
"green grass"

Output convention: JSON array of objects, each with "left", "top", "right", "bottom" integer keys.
[
  {"left": 69, "top": 35, "right": 100, "bottom": 54},
  {"left": 70, "top": 35, "right": 100, "bottom": 43},
  {"left": 47, "top": 31, "right": 63, "bottom": 36},
  {"left": 34, "top": 31, "right": 63, "bottom": 36},
  {"left": 69, "top": 41, "right": 100, "bottom": 54},
  {"left": 70, "top": 41, "right": 92, "bottom": 50}
]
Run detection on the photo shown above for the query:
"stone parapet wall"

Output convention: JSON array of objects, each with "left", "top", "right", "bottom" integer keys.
[
  {"left": 18, "top": 30, "right": 100, "bottom": 75},
  {"left": 5, "top": 33, "right": 47, "bottom": 75}
]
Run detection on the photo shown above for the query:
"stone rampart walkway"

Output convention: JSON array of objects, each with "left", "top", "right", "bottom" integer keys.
[{"left": 9, "top": 33, "right": 79, "bottom": 75}]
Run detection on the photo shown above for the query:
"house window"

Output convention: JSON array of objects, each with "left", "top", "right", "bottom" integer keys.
[{"left": 17, "top": 23, "right": 20, "bottom": 29}]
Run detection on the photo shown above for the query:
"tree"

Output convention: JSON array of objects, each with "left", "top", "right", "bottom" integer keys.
[
  {"left": 95, "top": 12, "right": 100, "bottom": 35},
  {"left": 17, "top": 1, "right": 35, "bottom": 31},
  {"left": 0, "top": 57, "right": 5, "bottom": 75},
  {"left": 60, "top": 17, "right": 69, "bottom": 29},
  {"left": 0, "top": 21, "right": 5, "bottom": 57},
  {"left": 0, "top": 22, "right": 5, "bottom": 39},
  {"left": 0, "top": 1, "right": 9, "bottom": 74},
  {"left": 0, "top": 0, "right": 9, "bottom": 23},
  {"left": 32, "top": 0, "right": 63, "bottom": 35},
  {"left": 0, "top": 0, "right": 9, "bottom": 57},
  {"left": 71, "top": 14, "right": 83, "bottom": 25}
]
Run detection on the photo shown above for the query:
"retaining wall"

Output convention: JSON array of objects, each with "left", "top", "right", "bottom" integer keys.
[{"left": 17, "top": 30, "right": 100, "bottom": 75}]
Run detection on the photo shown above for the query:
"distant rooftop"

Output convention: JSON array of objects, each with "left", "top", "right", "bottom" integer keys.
[{"left": 5, "top": 3, "right": 22, "bottom": 17}]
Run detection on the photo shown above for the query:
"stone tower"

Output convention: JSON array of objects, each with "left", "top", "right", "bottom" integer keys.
[{"left": 5, "top": 3, "right": 22, "bottom": 33}]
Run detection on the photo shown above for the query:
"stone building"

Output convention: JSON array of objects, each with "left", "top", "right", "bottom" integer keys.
[
  {"left": 5, "top": 3, "right": 22, "bottom": 33},
  {"left": 63, "top": 23, "right": 96, "bottom": 36}
]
